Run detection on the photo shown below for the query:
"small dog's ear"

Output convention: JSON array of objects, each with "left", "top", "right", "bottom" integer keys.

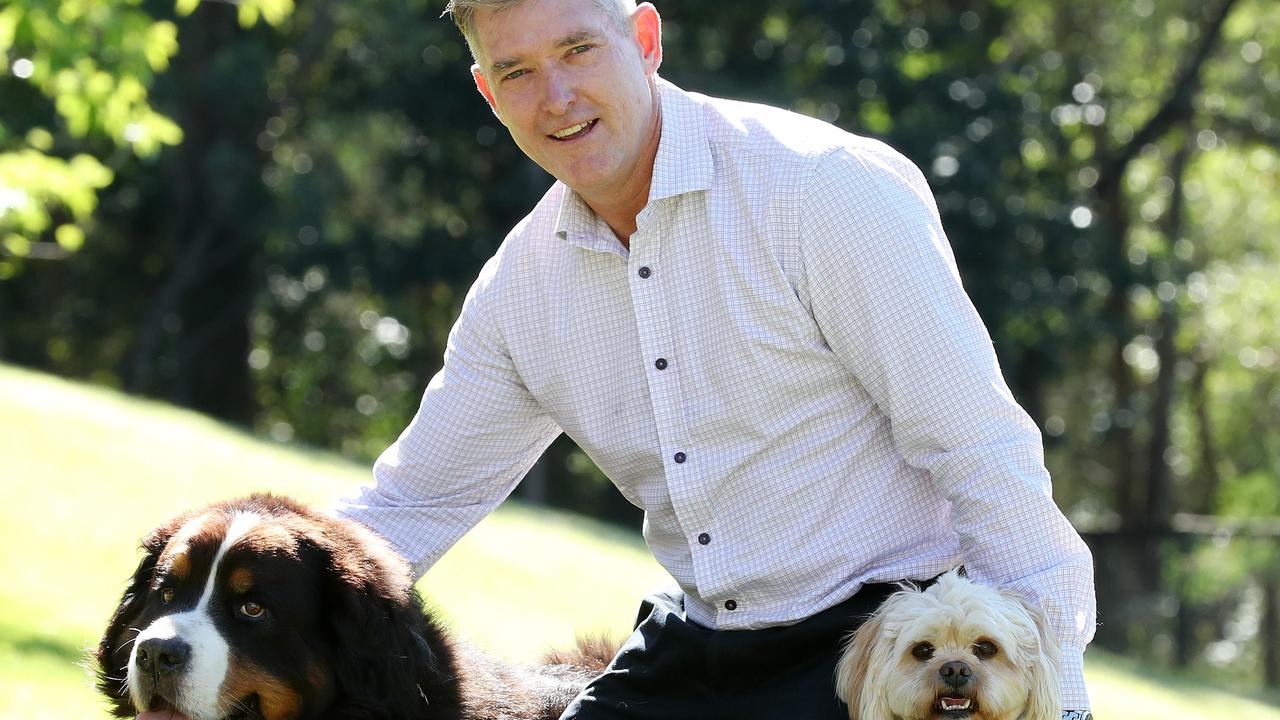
[
  {"left": 835, "top": 604, "right": 894, "bottom": 720},
  {"left": 1004, "top": 591, "right": 1063, "bottom": 720}
]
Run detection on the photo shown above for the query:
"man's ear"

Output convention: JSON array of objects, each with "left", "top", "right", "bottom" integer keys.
[
  {"left": 472, "top": 64, "right": 501, "bottom": 119},
  {"left": 631, "top": 3, "right": 662, "bottom": 75}
]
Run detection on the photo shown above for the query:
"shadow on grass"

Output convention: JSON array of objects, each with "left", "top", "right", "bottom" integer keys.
[{"left": 2, "top": 631, "right": 92, "bottom": 664}]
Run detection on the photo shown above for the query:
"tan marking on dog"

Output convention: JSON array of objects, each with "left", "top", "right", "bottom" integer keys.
[
  {"left": 221, "top": 659, "right": 302, "bottom": 720},
  {"left": 229, "top": 567, "right": 255, "bottom": 594},
  {"left": 164, "top": 546, "right": 192, "bottom": 580}
]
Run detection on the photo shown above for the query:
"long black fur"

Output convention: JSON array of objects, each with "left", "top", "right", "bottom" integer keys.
[{"left": 96, "top": 494, "right": 612, "bottom": 720}]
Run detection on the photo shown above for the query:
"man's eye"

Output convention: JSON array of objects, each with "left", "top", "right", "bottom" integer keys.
[
  {"left": 569, "top": 44, "right": 593, "bottom": 55},
  {"left": 503, "top": 69, "right": 528, "bottom": 81}
]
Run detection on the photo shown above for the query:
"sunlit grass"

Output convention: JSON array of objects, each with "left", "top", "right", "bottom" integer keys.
[
  {"left": 1, "top": 363, "right": 1278, "bottom": 719},
  {"left": 1086, "top": 651, "right": 1280, "bottom": 719}
]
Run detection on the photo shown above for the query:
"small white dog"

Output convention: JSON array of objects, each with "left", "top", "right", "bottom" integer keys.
[{"left": 835, "top": 570, "right": 1061, "bottom": 720}]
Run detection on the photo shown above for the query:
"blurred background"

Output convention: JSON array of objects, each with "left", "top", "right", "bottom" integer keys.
[{"left": 1, "top": 0, "right": 1278, "bottom": 710}]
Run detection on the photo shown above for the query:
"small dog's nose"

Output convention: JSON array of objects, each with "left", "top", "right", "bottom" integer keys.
[
  {"left": 938, "top": 660, "right": 972, "bottom": 687},
  {"left": 136, "top": 637, "right": 192, "bottom": 676}
]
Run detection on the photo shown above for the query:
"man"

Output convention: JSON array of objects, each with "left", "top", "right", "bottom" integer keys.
[{"left": 336, "top": 1, "right": 1096, "bottom": 718}]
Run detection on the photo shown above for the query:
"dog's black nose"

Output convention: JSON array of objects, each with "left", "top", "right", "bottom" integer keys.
[
  {"left": 136, "top": 637, "right": 192, "bottom": 676},
  {"left": 938, "top": 660, "right": 972, "bottom": 687}
]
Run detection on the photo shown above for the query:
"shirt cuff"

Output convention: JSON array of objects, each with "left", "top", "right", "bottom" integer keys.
[
  {"left": 1061, "top": 711, "right": 1093, "bottom": 720},
  {"left": 1059, "top": 648, "right": 1091, "bottom": 711}
]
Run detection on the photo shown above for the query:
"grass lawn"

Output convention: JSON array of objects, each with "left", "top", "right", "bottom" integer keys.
[{"left": 2, "top": 363, "right": 1278, "bottom": 719}]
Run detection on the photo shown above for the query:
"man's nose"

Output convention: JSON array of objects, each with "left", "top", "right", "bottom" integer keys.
[{"left": 541, "top": 70, "right": 576, "bottom": 116}]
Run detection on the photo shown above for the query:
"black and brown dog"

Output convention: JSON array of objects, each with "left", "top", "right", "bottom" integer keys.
[{"left": 96, "top": 494, "right": 612, "bottom": 720}]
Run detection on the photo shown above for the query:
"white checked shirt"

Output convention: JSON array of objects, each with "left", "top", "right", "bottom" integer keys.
[{"left": 337, "top": 78, "right": 1096, "bottom": 708}]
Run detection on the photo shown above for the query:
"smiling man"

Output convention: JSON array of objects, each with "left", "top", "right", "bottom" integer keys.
[
  {"left": 336, "top": 2, "right": 1096, "bottom": 719},
  {"left": 468, "top": 0, "right": 662, "bottom": 242}
]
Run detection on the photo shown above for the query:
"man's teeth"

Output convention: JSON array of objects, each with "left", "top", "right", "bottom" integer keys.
[
  {"left": 939, "top": 697, "right": 972, "bottom": 710},
  {"left": 552, "top": 121, "right": 592, "bottom": 139}
]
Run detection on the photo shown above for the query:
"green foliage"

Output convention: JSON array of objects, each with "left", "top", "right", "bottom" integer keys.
[
  {"left": 0, "top": 149, "right": 108, "bottom": 271},
  {"left": 0, "top": 0, "right": 291, "bottom": 278}
]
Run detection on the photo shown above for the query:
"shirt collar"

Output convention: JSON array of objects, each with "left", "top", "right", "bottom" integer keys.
[
  {"left": 648, "top": 77, "right": 714, "bottom": 201},
  {"left": 553, "top": 185, "right": 618, "bottom": 253},
  {"left": 554, "top": 77, "right": 713, "bottom": 251}
]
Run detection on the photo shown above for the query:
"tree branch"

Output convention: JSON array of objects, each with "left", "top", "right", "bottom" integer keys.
[
  {"left": 1099, "top": 0, "right": 1241, "bottom": 188},
  {"left": 1211, "top": 114, "right": 1280, "bottom": 149}
]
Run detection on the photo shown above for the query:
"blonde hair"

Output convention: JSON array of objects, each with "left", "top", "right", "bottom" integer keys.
[{"left": 445, "top": 0, "right": 639, "bottom": 61}]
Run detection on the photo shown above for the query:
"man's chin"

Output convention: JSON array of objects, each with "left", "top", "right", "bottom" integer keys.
[{"left": 554, "top": 165, "right": 622, "bottom": 195}]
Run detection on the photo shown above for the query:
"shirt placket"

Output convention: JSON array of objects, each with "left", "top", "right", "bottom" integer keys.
[{"left": 628, "top": 201, "right": 726, "bottom": 620}]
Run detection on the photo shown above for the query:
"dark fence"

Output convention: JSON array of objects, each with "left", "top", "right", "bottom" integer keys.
[{"left": 1083, "top": 514, "right": 1280, "bottom": 691}]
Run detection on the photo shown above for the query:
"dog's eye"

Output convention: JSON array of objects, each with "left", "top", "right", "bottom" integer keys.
[
  {"left": 910, "top": 642, "right": 935, "bottom": 661},
  {"left": 160, "top": 587, "right": 175, "bottom": 604},
  {"left": 238, "top": 601, "right": 267, "bottom": 620},
  {"left": 974, "top": 640, "right": 998, "bottom": 658}
]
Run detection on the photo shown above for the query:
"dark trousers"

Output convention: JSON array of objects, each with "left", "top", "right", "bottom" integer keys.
[{"left": 559, "top": 580, "right": 920, "bottom": 720}]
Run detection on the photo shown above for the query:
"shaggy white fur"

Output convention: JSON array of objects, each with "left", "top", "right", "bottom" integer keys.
[{"left": 835, "top": 570, "right": 1061, "bottom": 720}]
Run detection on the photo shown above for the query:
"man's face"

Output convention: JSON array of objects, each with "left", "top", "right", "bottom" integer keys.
[{"left": 470, "top": 0, "right": 662, "bottom": 198}]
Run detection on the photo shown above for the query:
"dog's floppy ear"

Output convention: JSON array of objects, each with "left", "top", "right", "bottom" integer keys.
[
  {"left": 320, "top": 525, "right": 461, "bottom": 719},
  {"left": 835, "top": 601, "right": 895, "bottom": 720},
  {"left": 1003, "top": 590, "right": 1063, "bottom": 720},
  {"left": 95, "top": 523, "right": 174, "bottom": 716}
]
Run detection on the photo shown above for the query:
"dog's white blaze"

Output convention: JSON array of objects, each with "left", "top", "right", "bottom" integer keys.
[
  {"left": 199, "top": 511, "right": 263, "bottom": 610},
  {"left": 127, "top": 511, "right": 263, "bottom": 719}
]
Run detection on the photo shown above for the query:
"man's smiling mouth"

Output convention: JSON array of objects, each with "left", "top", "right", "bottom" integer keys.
[{"left": 550, "top": 119, "right": 598, "bottom": 140}]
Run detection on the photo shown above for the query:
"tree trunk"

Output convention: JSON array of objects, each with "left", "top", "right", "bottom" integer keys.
[
  {"left": 121, "top": 2, "right": 271, "bottom": 424},
  {"left": 1146, "top": 139, "right": 1191, "bottom": 525},
  {"left": 1264, "top": 574, "right": 1280, "bottom": 689},
  {"left": 1189, "top": 360, "right": 1220, "bottom": 513}
]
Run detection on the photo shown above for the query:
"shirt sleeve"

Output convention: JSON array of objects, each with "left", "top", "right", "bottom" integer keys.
[
  {"left": 333, "top": 255, "right": 562, "bottom": 580},
  {"left": 797, "top": 143, "right": 1096, "bottom": 709}
]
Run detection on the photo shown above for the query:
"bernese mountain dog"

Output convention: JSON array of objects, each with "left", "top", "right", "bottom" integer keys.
[{"left": 96, "top": 494, "right": 613, "bottom": 720}]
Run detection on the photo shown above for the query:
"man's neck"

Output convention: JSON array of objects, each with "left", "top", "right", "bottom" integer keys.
[
  {"left": 577, "top": 88, "right": 663, "bottom": 250},
  {"left": 582, "top": 190, "right": 647, "bottom": 249}
]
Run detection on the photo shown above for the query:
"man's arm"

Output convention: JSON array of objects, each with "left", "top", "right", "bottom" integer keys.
[
  {"left": 797, "top": 142, "right": 1096, "bottom": 711},
  {"left": 335, "top": 256, "right": 561, "bottom": 579}
]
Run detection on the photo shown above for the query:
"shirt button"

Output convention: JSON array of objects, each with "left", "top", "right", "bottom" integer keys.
[
  {"left": 674, "top": 452, "right": 686, "bottom": 464},
  {"left": 724, "top": 599, "right": 738, "bottom": 611},
  {"left": 638, "top": 266, "right": 652, "bottom": 279},
  {"left": 654, "top": 358, "right": 668, "bottom": 370},
  {"left": 697, "top": 533, "right": 711, "bottom": 545}
]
